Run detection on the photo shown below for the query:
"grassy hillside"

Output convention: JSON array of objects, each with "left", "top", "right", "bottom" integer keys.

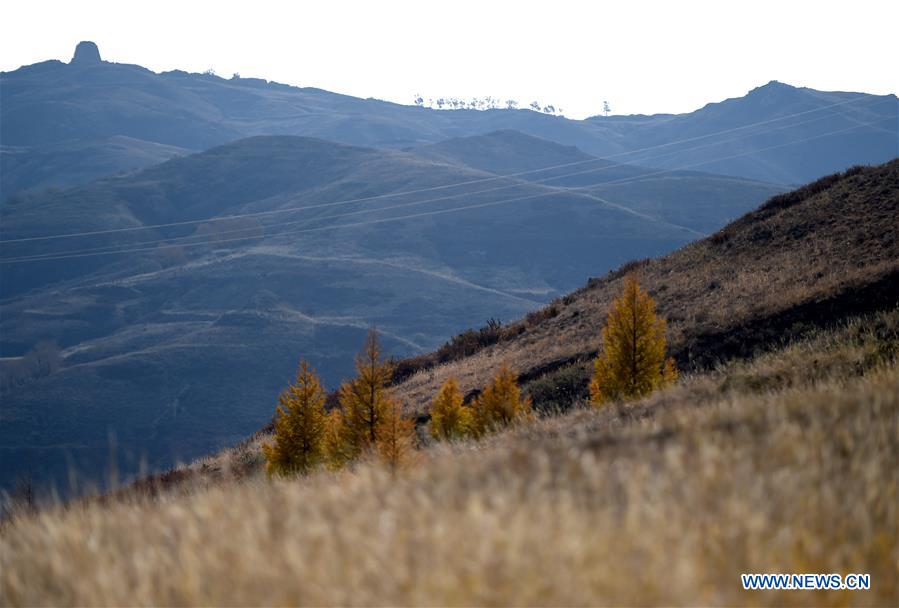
[
  {"left": 2, "top": 308, "right": 896, "bottom": 606},
  {"left": 412, "top": 129, "right": 624, "bottom": 178},
  {"left": 2, "top": 134, "right": 713, "bottom": 295},
  {"left": 391, "top": 160, "right": 899, "bottom": 414}
]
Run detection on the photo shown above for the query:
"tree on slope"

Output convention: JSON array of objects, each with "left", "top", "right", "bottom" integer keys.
[
  {"left": 337, "top": 328, "right": 393, "bottom": 458},
  {"left": 590, "top": 274, "right": 677, "bottom": 405},
  {"left": 430, "top": 377, "right": 471, "bottom": 440},
  {"left": 263, "top": 360, "right": 328, "bottom": 476},
  {"left": 471, "top": 364, "right": 532, "bottom": 436},
  {"left": 376, "top": 397, "right": 417, "bottom": 474},
  {"left": 323, "top": 408, "right": 354, "bottom": 470}
]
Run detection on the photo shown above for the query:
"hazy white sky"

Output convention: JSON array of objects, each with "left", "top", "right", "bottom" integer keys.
[{"left": 2, "top": 0, "right": 897, "bottom": 118}]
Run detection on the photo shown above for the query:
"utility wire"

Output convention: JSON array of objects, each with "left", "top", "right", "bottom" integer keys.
[
  {"left": 0, "top": 93, "right": 890, "bottom": 245},
  {"left": 2, "top": 99, "right": 891, "bottom": 261},
  {"left": 0, "top": 105, "right": 857, "bottom": 261},
  {"left": 2, "top": 116, "right": 890, "bottom": 265}
]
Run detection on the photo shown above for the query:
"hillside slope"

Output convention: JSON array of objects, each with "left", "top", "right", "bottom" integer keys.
[
  {"left": 412, "top": 129, "right": 623, "bottom": 178},
  {"left": 417, "top": 130, "right": 787, "bottom": 233},
  {"left": 390, "top": 160, "right": 899, "bottom": 413},
  {"left": 2, "top": 134, "right": 715, "bottom": 302}
]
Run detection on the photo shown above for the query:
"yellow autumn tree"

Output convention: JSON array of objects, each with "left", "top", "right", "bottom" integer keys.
[
  {"left": 589, "top": 274, "right": 677, "bottom": 406},
  {"left": 262, "top": 360, "right": 328, "bottom": 476},
  {"left": 376, "top": 397, "right": 417, "bottom": 474},
  {"left": 471, "top": 364, "right": 532, "bottom": 436},
  {"left": 337, "top": 328, "right": 393, "bottom": 459},
  {"left": 322, "top": 408, "right": 354, "bottom": 470},
  {"left": 430, "top": 377, "right": 471, "bottom": 440}
]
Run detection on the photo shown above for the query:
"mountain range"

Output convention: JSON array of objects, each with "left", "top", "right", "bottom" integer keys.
[{"left": 2, "top": 41, "right": 895, "bottom": 198}]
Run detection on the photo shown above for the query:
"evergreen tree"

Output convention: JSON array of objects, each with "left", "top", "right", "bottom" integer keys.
[
  {"left": 338, "top": 328, "right": 393, "bottom": 458},
  {"left": 589, "top": 274, "right": 677, "bottom": 405},
  {"left": 430, "top": 377, "right": 471, "bottom": 440},
  {"left": 376, "top": 397, "right": 417, "bottom": 474},
  {"left": 471, "top": 364, "right": 532, "bottom": 435},
  {"left": 262, "top": 360, "right": 328, "bottom": 476}
]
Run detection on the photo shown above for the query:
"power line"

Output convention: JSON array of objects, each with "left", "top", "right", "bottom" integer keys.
[
  {"left": 0, "top": 106, "right": 858, "bottom": 261},
  {"left": 2, "top": 116, "right": 890, "bottom": 265},
  {"left": 2, "top": 98, "right": 891, "bottom": 262},
  {"left": 0, "top": 93, "right": 889, "bottom": 246}
]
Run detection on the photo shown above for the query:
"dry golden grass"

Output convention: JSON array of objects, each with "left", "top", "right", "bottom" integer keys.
[{"left": 2, "top": 314, "right": 897, "bottom": 607}]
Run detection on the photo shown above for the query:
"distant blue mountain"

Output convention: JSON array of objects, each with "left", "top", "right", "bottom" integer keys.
[
  {"left": 2, "top": 43, "right": 895, "bottom": 195},
  {"left": 587, "top": 81, "right": 898, "bottom": 184}
]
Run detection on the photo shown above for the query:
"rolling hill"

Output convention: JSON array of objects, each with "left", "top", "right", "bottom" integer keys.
[{"left": 417, "top": 130, "right": 788, "bottom": 233}]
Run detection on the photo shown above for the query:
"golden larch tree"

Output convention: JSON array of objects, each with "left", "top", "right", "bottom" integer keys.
[
  {"left": 322, "top": 408, "right": 353, "bottom": 470},
  {"left": 589, "top": 274, "right": 677, "bottom": 406},
  {"left": 430, "top": 377, "right": 471, "bottom": 440},
  {"left": 376, "top": 397, "right": 417, "bottom": 474},
  {"left": 338, "top": 328, "right": 393, "bottom": 458},
  {"left": 262, "top": 360, "right": 328, "bottom": 476},
  {"left": 471, "top": 364, "right": 532, "bottom": 436}
]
